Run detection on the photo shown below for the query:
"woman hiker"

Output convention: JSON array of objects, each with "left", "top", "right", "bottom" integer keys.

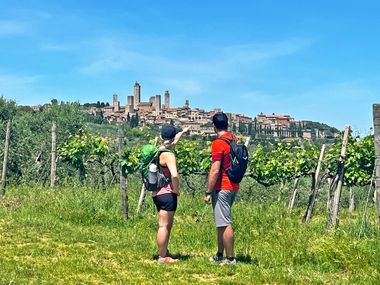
[{"left": 152, "top": 124, "right": 189, "bottom": 264}]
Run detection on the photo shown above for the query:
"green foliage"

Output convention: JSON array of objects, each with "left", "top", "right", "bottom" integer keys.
[
  {"left": 0, "top": 96, "right": 17, "bottom": 121},
  {"left": 0, "top": 96, "right": 376, "bottom": 191},
  {"left": 0, "top": 101, "right": 85, "bottom": 184},
  {"left": 249, "top": 142, "right": 319, "bottom": 186},
  {"left": 345, "top": 135, "right": 375, "bottom": 186},
  {"left": 121, "top": 146, "right": 140, "bottom": 175},
  {"left": 325, "top": 135, "right": 375, "bottom": 186},
  {"left": 59, "top": 129, "right": 109, "bottom": 181},
  {"left": 175, "top": 140, "right": 211, "bottom": 176}
]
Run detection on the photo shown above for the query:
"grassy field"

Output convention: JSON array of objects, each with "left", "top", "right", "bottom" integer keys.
[{"left": 0, "top": 181, "right": 379, "bottom": 284}]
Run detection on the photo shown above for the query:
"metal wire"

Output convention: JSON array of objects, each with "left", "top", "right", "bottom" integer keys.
[{"left": 358, "top": 166, "right": 377, "bottom": 238}]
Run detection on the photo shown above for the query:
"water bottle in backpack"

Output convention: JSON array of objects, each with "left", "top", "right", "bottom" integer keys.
[{"left": 147, "top": 163, "right": 158, "bottom": 186}]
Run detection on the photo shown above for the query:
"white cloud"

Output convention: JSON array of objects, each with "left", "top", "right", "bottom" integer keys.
[
  {"left": 0, "top": 73, "right": 43, "bottom": 104},
  {"left": 76, "top": 36, "right": 317, "bottom": 111},
  {"left": 156, "top": 78, "right": 203, "bottom": 96},
  {"left": 39, "top": 43, "right": 78, "bottom": 52},
  {"left": 79, "top": 37, "right": 315, "bottom": 77},
  {"left": 0, "top": 20, "right": 27, "bottom": 36},
  {"left": 0, "top": 74, "right": 41, "bottom": 85},
  {"left": 221, "top": 38, "right": 315, "bottom": 65}
]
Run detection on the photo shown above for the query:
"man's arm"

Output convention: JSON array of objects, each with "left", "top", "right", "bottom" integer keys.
[
  {"left": 204, "top": 160, "right": 221, "bottom": 203},
  {"left": 207, "top": 160, "right": 221, "bottom": 193}
]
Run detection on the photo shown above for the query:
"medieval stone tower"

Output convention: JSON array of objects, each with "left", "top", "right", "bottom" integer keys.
[
  {"left": 155, "top": 95, "right": 161, "bottom": 116},
  {"left": 133, "top": 82, "right": 141, "bottom": 110},
  {"left": 112, "top": 94, "right": 120, "bottom": 112},
  {"left": 164, "top": 90, "right": 170, "bottom": 109}
]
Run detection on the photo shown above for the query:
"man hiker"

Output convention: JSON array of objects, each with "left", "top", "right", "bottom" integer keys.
[{"left": 204, "top": 112, "right": 239, "bottom": 265}]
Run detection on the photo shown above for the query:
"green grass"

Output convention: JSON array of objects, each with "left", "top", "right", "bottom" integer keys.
[{"left": 0, "top": 182, "right": 379, "bottom": 284}]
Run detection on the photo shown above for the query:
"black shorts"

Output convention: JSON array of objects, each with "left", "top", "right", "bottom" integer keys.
[{"left": 153, "top": 193, "right": 178, "bottom": 212}]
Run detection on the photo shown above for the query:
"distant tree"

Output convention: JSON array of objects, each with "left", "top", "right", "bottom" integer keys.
[
  {"left": 239, "top": 122, "right": 247, "bottom": 134},
  {"left": 129, "top": 115, "right": 138, "bottom": 128},
  {"left": 248, "top": 123, "right": 253, "bottom": 135},
  {"left": 96, "top": 101, "right": 101, "bottom": 108},
  {"left": 105, "top": 102, "right": 110, "bottom": 107},
  {"left": 0, "top": 97, "right": 17, "bottom": 121}
]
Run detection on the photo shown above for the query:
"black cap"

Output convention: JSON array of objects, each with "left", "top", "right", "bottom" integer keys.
[
  {"left": 161, "top": 124, "right": 177, "bottom": 140},
  {"left": 212, "top": 112, "right": 228, "bottom": 130}
]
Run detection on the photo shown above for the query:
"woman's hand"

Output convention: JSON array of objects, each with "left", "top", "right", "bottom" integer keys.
[{"left": 182, "top": 127, "right": 190, "bottom": 135}]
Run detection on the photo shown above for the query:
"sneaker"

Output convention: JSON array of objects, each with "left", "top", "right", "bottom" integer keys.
[
  {"left": 209, "top": 252, "right": 224, "bottom": 263},
  {"left": 165, "top": 251, "right": 176, "bottom": 259},
  {"left": 158, "top": 256, "right": 178, "bottom": 264},
  {"left": 220, "top": 257, "right": 237, "bottom": 265}
]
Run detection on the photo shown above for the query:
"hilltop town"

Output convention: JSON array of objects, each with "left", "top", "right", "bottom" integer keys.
[
  {"left": 28, "top": 82, "right": 339, "bottom": 140},
  {"left": 82, "top": 82, "right": 338, "bottom": 140}
]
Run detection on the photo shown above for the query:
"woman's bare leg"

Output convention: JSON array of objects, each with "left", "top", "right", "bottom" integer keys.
[{"left": 157, "top": 210, "right": 175, "bottom": 257}]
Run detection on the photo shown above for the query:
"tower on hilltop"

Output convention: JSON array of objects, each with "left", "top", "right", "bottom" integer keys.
[
  {"left": 113, "top": 94, "right": 120, "bottom": 112},
  {"left": 126, "top": 95, "right": 134, "bottom": 114},
  {"left": 155, "top": 95, "right": 161, "bottom": 116},
  {"left": 164, "top": 90, "right": 170, "bottom": 109},
  {"left": 133, "top": 82, "right": 141, "bottom": 110}
]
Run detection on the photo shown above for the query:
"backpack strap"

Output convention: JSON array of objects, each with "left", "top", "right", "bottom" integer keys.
[
  {"left": 157, "top": 148, "right": 173, "bottom": 173},
  {"left": 157, "top": 147, "right": 172, "bottom": 155},
  {"left": 215, "top": 136, "right": 233, "bottom": 174},
  {"left": 157, "top": 147, "right": 172, "bottom": 161},
  {"left": 217, "top": 136, "right": 232, "bottom": 145}
]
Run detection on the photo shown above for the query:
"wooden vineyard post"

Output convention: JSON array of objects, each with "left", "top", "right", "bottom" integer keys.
[
  {"left": 118, "top": 124, "right": 128, "bottom": 219},
  {"left": 288, "top": 177, "right": 300, "bottom": 213},
  {"left": 373, "top": 104, "right": 380, "bottom": 226},
  {"left": 327, "top": 176, "right": 334, "bottom": 212},
  {"left": 50, "top": 121, "right": 57, "bottom": 188},
  {"left": 136, "top": 184, "right": 146, "bottom": 214},
  {"left": 0, "top": 121, "right": 11, "bottom": 197},
  {"left": 329, "top": 125, "right": 350, "bottom": 229},
  {"left": 303, "top": 144, "right": 326, "bottom": 222},
  {"left": 136, "top": 136, "right": 159, "bottom": 214},
  {"left": 349, "top": 187, "right": 355, "bottom": 218}
]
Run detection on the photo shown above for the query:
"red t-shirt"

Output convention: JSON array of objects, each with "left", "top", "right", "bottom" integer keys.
[{"left": 211, "top": 132, "right": 239, "bottom": 191}]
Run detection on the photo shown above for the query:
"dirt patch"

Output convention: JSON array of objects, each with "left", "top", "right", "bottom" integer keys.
[{"left": 0, "top": 197, "right": 23, "bottom": 210}]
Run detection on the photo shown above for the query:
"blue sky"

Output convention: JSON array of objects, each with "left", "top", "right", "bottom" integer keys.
[{"left": 0, "top": 1, "right": 379, "bottom": 133}]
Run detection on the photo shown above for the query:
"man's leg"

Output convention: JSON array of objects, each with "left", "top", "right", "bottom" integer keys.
[
  {"left": 214, "top": 190, "right": 236, "bottom": 259},
  {"left": 157, "top": 210, "right": 175, "bottom": 257},
  {"left": 217, "top": 226, "right": 225, "bottom": 254},
  {"left": 223, "top": 224, "right": 234, "bottom": 257}
]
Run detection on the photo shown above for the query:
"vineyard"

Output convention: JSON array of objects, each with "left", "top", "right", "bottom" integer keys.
[{"left": 1, "top": 98, "right": 380, "bottom": 284}]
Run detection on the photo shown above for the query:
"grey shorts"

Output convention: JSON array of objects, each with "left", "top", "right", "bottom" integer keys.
[{"left": 211, "top": 190, "right": 237, "bottom": 228}]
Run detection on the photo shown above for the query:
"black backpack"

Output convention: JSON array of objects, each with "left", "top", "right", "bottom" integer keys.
[{"left": 217, "top": 137, "right": 248, "bottom": 183}]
